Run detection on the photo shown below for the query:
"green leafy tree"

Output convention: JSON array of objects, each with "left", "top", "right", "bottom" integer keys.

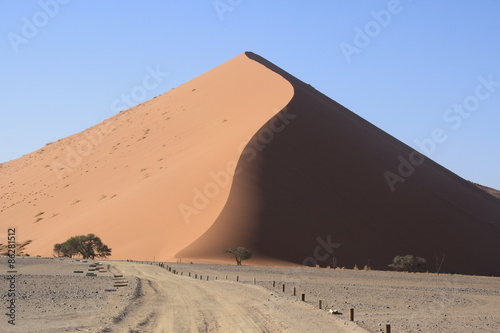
[
  {"left": 53, "top": 242, "right": 78, "bottom": 258},
  {"left": 53, "top": 243, "right": 62, "bottom": 256},
  {"left": 389, "top": 255, "right": 427, "bottom": 272},
  {"left": 53, "top": 234, "right": 112, "bottom": 259},
  {"left": 224, "top": 247, "right": 252, "bottom": 265}
]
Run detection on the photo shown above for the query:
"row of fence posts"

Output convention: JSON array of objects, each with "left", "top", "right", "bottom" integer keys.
[{"left": 139, "top": 261, "right": 391, "bottom": 333}]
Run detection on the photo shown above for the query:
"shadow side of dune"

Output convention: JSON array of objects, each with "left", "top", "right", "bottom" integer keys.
[{"left": 177, "top": 52, "right": 500, "bottom": 276}]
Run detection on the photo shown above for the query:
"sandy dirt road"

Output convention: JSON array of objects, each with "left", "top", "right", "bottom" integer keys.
[{"left": 104, "top": 262, "right": 367, "bottom": 333}]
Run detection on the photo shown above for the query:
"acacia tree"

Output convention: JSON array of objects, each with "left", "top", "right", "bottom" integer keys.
[
  {"left": 54, "top": 234, "right": 112, "bottom": 259},
  {"left": 224, "top": 247, "right": 252, "bottom": 265},
  {"left": 53, "top": 241, "right": 78, "bottom": 258}
]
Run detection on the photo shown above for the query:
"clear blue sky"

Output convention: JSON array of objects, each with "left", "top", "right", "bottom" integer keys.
[{"left": 1, "top": 1, "right": 499, "bottom": 189}]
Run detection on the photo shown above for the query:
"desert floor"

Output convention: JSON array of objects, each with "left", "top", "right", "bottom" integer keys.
[{"left": 1, "top": 257, "right": 498, "bottom": 332}]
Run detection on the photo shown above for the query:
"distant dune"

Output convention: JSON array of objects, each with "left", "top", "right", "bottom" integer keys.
[
  {"left": 1, "top": 52, "right": 499, "bottom": 275},
  {"left": 472, "top": 182, "right": 500, "bottom": 200}
]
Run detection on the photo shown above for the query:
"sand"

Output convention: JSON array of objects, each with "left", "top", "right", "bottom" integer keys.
[{"left": 1, "top": 52, "right": 499, "bottom": 276}]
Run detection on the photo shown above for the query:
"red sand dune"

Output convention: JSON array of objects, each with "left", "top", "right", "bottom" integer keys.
[
  {"left": 1, "top": 52, "right": 499, "bottom": 275},
  {"left": 177, "top": 52, "right": 500, "bottom": 276}
]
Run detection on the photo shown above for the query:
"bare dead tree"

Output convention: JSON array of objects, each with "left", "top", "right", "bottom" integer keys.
[{"left": 434, "top": 252, "right": 446, "bottom": 274}]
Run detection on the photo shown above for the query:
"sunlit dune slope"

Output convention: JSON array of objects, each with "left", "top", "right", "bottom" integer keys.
[
  {"left": 0, "top": 53, "right": 293, "bottom": 261},
  {"left": 177, "top": 52, "right": 500, "bottom": 276}
]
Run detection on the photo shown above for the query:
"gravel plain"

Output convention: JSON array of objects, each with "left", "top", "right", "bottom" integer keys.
[
  {"left": 1, "top": 257, "right": 498, "bottom": 332},
  {"left": 162, "top": 262, "right": 500, "bottom": 333},
  {"left": 0, "top": 257, "right": 136, "bottom": 333}
]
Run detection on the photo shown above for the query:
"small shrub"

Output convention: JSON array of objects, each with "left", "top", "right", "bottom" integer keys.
[{"left": 389, "top": 255, "right": 427, "bottom": 272}]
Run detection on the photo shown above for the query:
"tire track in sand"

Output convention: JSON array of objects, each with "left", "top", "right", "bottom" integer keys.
[{"left": 102, "top": 262, "right": 368, "bottom": 333}]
